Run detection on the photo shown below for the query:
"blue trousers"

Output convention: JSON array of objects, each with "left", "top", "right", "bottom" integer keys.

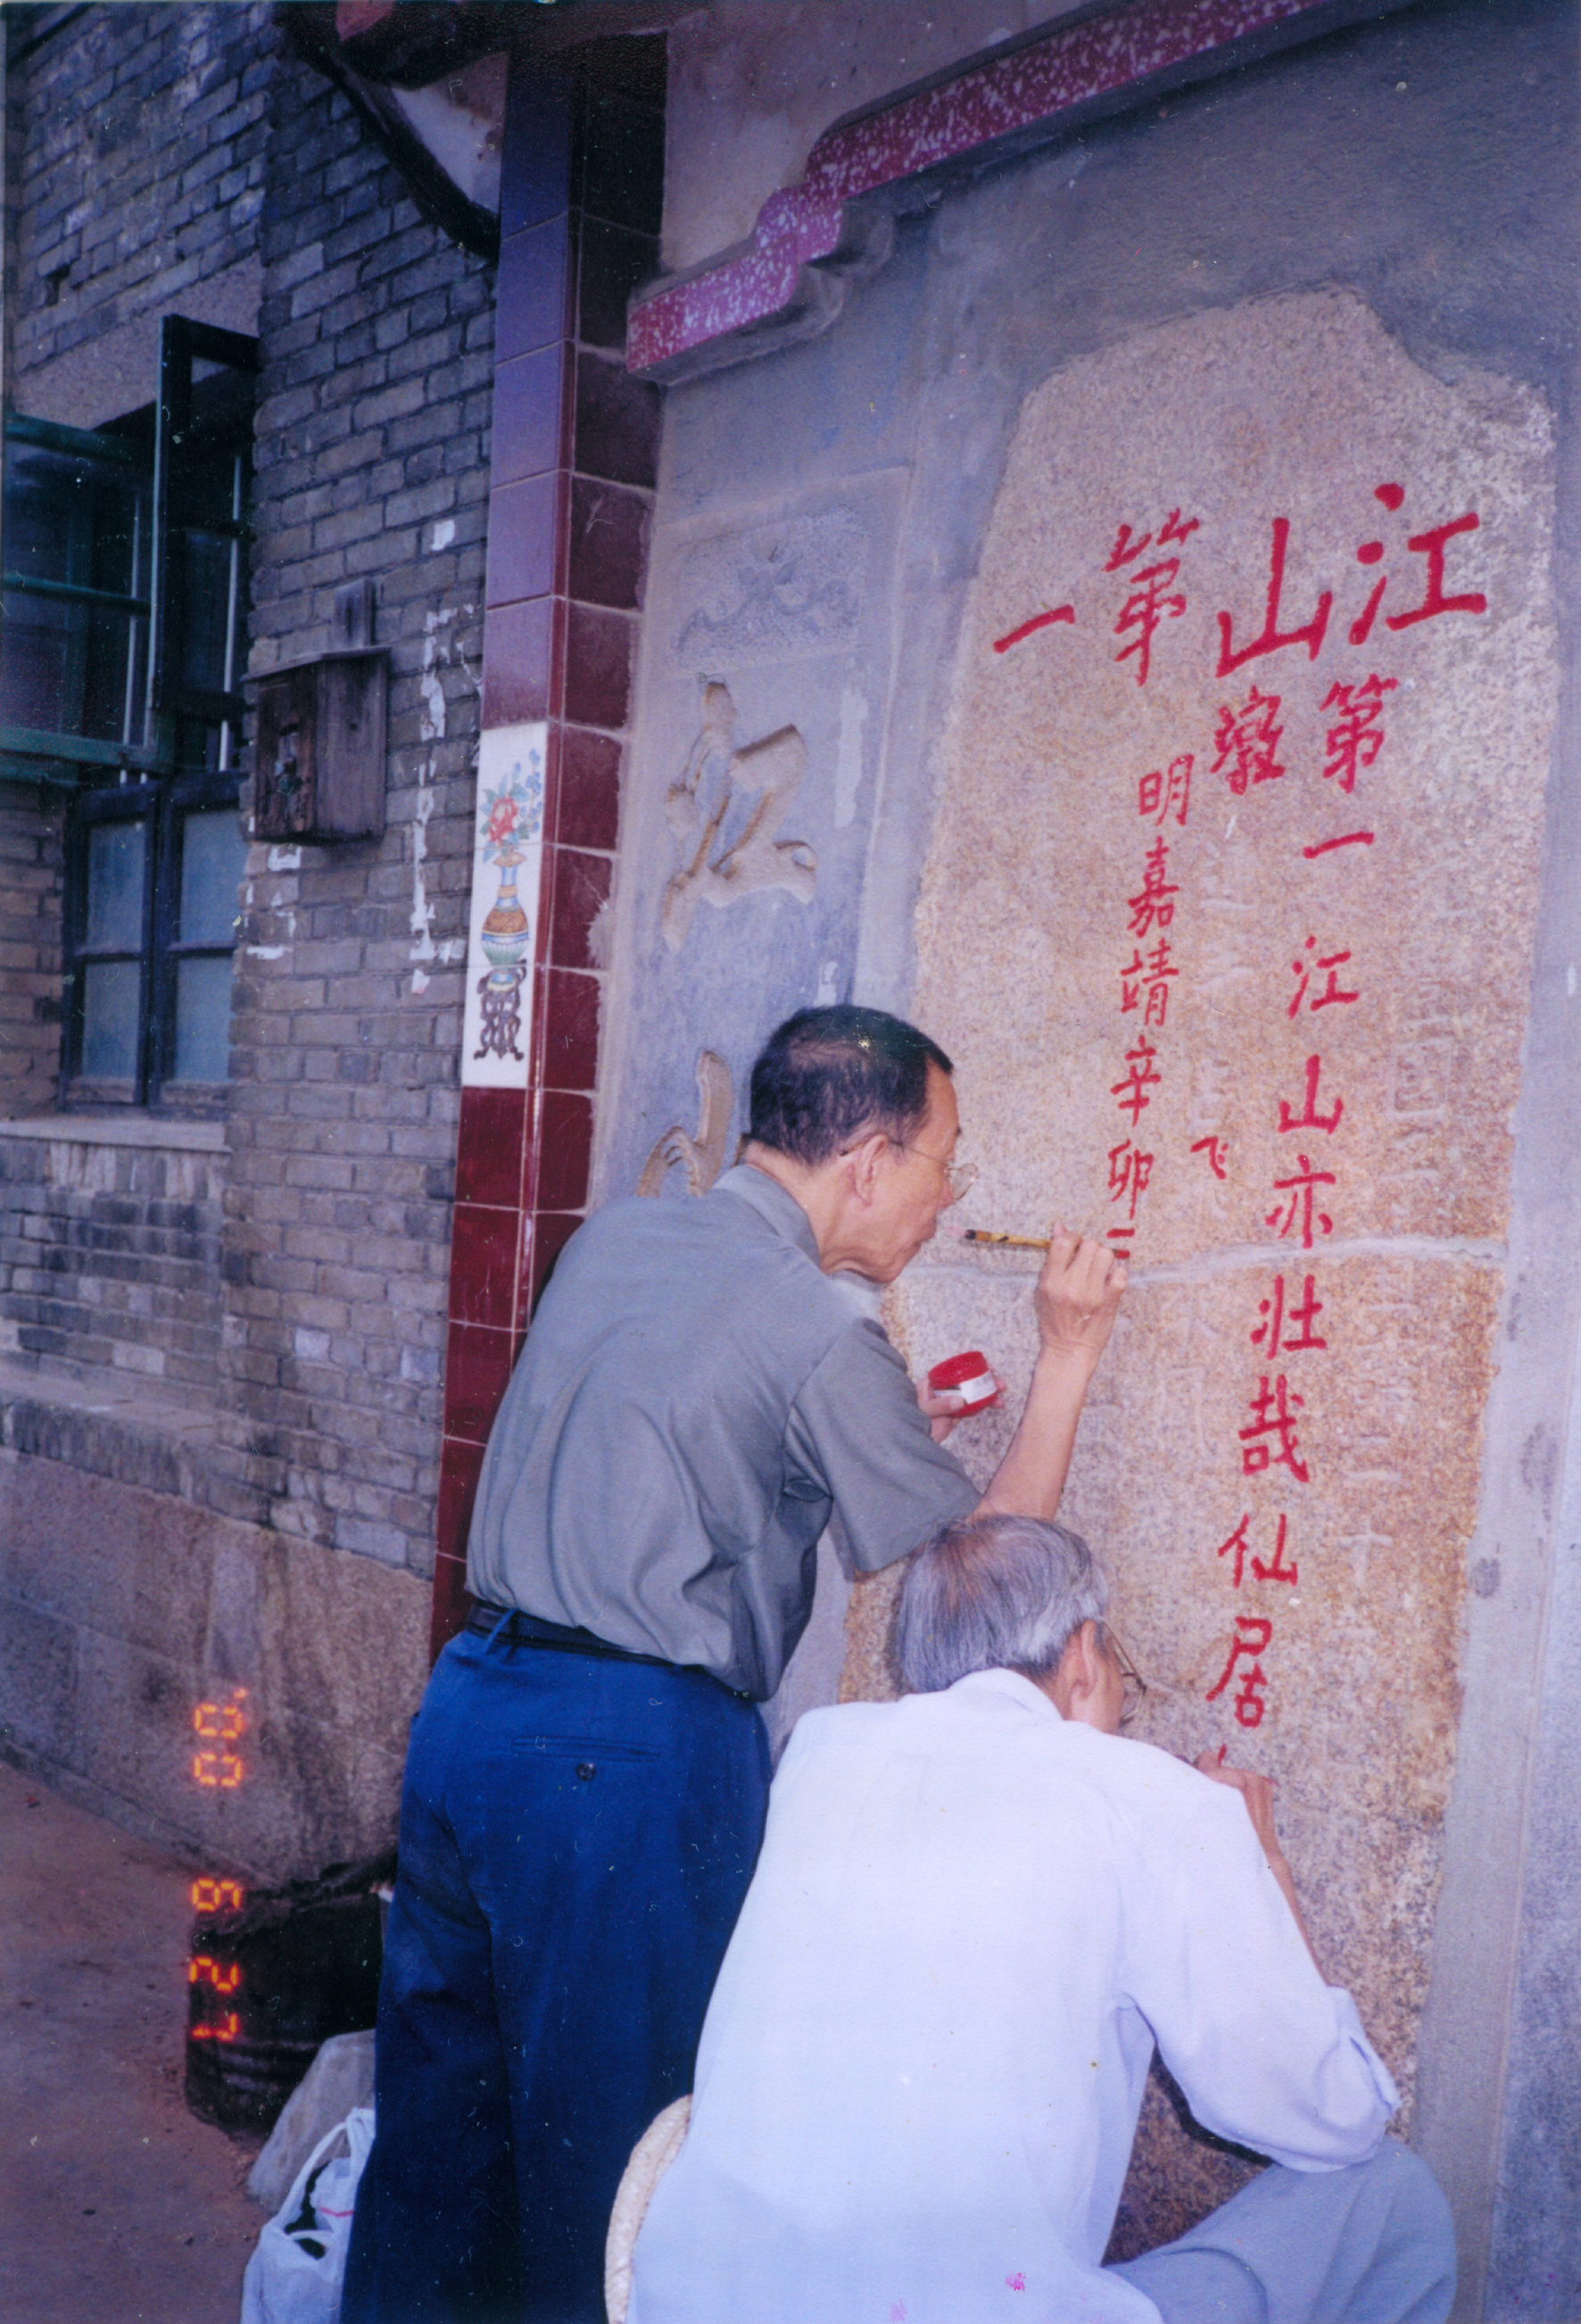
[{"left": 342, "top": 1624, "right": 771, "bottom": 2324}]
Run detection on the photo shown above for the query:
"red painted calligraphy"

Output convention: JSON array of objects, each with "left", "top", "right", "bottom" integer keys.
[
  {"left": 1211, "top": 685, "right": 1284, "bottom": 794},
  {"left": 1138, "top": 752, "right": 1193, "bottom": 829},
  {"left": 1106, "top": 507, "right": 1201, "bottom": 572},
  {"left": 1205, "top": 1614, "right": 1274, "bottom": 1727},
  {"left": 993, "top": 604, "right": 1075, "bottom": 654},
  {"left": 1288, "top": 936, "right": 1360, "bottom": 1017},
  {"left": 1191, "top": 1134, "right": 1229, "bottom": 1181},
  {"left": 1386, "top": 510, "right": 1486, "bottom": 632},
  {"left": 1252, "top": 1273, "right": 1328, "bottom": 1357},
  {"left": 1114, "top": 560, "right": 1186, "bottom": 685},
  {"left": 1120, "top": 937, "right": 1179, "bottom": 1026},
  {"left": 1239, "top": 1373, "right": 1309, "bottom": 1484},
  {"left": 1320, "top": 675, "right": 1397, "bottom": 793},
  {"left": 1277, "top": 1053, "right": 1344, "bottom": 1136},
  {"left": 1214, "top": 1512, "right": 1300, "bottom": 1589},
  {"left": 1266, "top": 1154, "right": 1336, "bottom": 1249},
  {"left": 1110, "top": 1035, "right": 1162, "bottom": 1127},
  {"left": 1127, "top": 838, "right": 1179, "bottom": 939},
  {"left": 1216, "top": 518, "right": 1331, "bottom": 676},
  {"left": 1107, "top": 1138, "right": 1154, "bottom": 1223}
]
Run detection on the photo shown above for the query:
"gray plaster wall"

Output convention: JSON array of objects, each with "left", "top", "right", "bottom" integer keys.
[{"left": 600, "top": 2, "right": 1581, "bottom": 2312}]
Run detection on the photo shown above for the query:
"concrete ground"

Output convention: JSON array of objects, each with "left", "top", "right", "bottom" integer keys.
[{"left": 0, "top": 1757, "right": 266, "bottom": 2324}]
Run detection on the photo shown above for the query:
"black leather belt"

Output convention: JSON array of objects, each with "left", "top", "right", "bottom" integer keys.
[{"left": 465, "top": 1600, "right": 753, "bottom": 1699}]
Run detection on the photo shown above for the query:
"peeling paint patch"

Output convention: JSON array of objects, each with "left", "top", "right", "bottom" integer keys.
[{"left": 267, "top": 845, "right": 302, "bottom": 872}]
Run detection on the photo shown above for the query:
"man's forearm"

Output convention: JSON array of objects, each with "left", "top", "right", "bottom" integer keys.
[{"left": 971, "top": 1343, "right": 1101, "bottom": 1522}]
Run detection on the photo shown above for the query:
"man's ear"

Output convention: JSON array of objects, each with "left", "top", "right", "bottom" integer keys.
[
  {"left": 1053, "top": 1620, "right": 1107, "bottom": 1725},
  {"left": 843, "top": 1131, "right": 890, "bottom": 1206}
]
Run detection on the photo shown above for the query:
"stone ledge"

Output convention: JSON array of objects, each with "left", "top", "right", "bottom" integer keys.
[
  {"left": 0, "top": 1353, "right": 261, "bottom": 1517},
  {"left": 0, "top": 1116, "right": 227, "bottom": 1152}
]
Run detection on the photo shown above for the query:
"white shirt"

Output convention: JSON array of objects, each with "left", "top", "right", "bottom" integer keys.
[{"left": 628, "top": 1670, "right": 1398, "bottom": 2324}]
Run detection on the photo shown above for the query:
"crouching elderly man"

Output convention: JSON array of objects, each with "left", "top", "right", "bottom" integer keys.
[{"left": 625, "top": 1516, "right": 1454, "bottom": 2324}]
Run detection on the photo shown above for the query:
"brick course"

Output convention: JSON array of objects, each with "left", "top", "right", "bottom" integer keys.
[{"left": 216, "top": 49, "right": 494, "bottom": 1572}]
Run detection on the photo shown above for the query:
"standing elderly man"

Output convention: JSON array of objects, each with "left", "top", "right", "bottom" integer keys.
[
  {"left": 627, "top": 1515, "right": 1455, "bottom": 2324},
  {"left": 344, "top": 1005, "right": 1127, "bottom": 2324}
]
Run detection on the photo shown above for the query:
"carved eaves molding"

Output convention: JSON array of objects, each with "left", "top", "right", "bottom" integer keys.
[{"left": 626, "top": 0, "right": 1425, "bottom": 386}]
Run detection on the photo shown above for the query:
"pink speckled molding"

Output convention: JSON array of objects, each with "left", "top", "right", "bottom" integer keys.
[{"left": 629, "top": 0, "right": 1367, "bottom": 379}]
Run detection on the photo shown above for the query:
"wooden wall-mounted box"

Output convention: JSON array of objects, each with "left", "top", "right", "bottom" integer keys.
[{"left": 252, "top": 648, "right": 387, "bottom": 842}]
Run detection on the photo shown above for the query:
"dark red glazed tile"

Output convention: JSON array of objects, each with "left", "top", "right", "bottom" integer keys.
[
  {"left": 443, "top": 1319, "right": 517, "bottom": 1446},
  {"left": 500, "top": 67, "right": 574, "bottom": 237},
  {"left": 573, "top": 352, "right": 660, "bottom": 490},
  {"left": 548, "top": 845, "right": 612, "bottom": 973},
  {"left": 496, "top": 217, "right": 572, "bottom": 362},
  {"left": 482, "top": 596, "right": 553, "bottom": 726},
  {"left": 567, "top": 477, "right": 649, "bottom": 610},
  {"left": 454, "top": 1084, "right": 528, "bottom": 1211},
  {"left": 526, "top": 1208, "right": 586, "bottom": 1320},
  {"left": 485, "top": 472, "right": 561, "bottom": 610},
  {"left": 536, "top": 1090, "right": 593, "bottom": 1215},
  {"left": 576, "top": 88, "right": 665, "bottom": 235},
  {"left": 556, "top": 727, "right": 623, "bottom": 853},
  {"left": 427, "top": 1548, "right": 472, "bottom": 1663},
  {"left": 435, "top": 1433, "right": 486, "bottom": 1565},
  {"left": 575, "top": 218, "right": 658, "bottom": 352},
  {"left": 447, "top": 1201, "right": 524, "bottom": 1330},
  {"left": 492, "top": 344, "right": 568, "bottom": 486},
  {"left": 563, "top": 602, "right": 633, "bottom": 733},
  {"left": 541, "top": 967, "right": 600, "bottom": 1091}
]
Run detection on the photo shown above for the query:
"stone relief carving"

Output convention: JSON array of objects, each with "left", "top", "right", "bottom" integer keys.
[
  {"left": 636, "top": 1050, "right": 734, "bottom": 1198},
  {"left": 660, "top": 680, "right": 816, "bottom": 951},
  {"left": 675, "top": 509, "right": 865, "bottom": 665}
]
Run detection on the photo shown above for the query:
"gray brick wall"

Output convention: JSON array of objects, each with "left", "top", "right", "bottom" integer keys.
[
  {"left": 9, "top": 0, "right": 270, "bottom": 400},
  {"left": 0, "top": 1130, "right": 224, "bottom": 1390},
  {"left": 217, "top": 52, "right": 493, "bottom": 1571},
  {"left": 0, "top": 786, "right": 62, "bottom": 1117}
]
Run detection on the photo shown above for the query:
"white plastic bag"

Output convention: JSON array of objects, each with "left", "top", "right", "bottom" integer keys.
[{"left": 241, "top": 2104, "right": 375, "bottom": 2324}]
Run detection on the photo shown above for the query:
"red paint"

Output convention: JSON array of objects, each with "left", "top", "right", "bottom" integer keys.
[
  {"left": 1212, "top": 685, "right": 1285, "bottom": 793},
  {"left": 1191, "top": 1134, "right": 1229, "bottom": 1181},
  {"left": 1239, "top": 1373, "right": 1309, "bottom": 1483},
  {"left": 993, "top": 604, "right": 1075, "bottom": 653},
  {"left": 1266, "top": 1153, "right": 1336, "bottom": 1249},
  {"left": 1138, "top": 751, "right": 1193, "bottom": 828},
  {"left": 1214, "top": 1514, "right": 1299, "bottom": 1591},
  {"left": 1120, "top": 938, "right": 1179, "bottom": 1026},
  {"left": 1277, "top": 1053, "right": 1344, "bottom": 1136},
  {"left": 1252, "top": 1273, "right": 1327, "bottom": 1357},
  {"left": 1107, "top": 1138, "right": 1154, "bottom": 1222},
  {"left": 1205, "top": 1614, "right": 1273, "bottom": 1726},
  {"left": 1127, "top": 837, "right": 1180, "bottom": 938},
  {"left": 1320, "top": 675, "right": 1397, "bottom": 793},
  {"left": 1302, "top": 831, "right": 1374, "bottom": 859},
  {"left": 1288, "top": 935, "right": 1360, "bottom": 1016},
  {"left": 1111, "top": 1035, "right": 1163, "bottom": 1126},
  {"left": 1113, "top": 558, "right": 1186, "bottom": 685},
  {"left": 1216, "top": 519, "right": 1330, "bottom": 676},
  {"left": 1386, "top": 511, "right": 1486, "bottom": 630}
]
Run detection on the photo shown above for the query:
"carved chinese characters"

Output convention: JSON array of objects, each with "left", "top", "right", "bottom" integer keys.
[{"left": 883, "top": 293, "right": 1557, "bottom": 2107}]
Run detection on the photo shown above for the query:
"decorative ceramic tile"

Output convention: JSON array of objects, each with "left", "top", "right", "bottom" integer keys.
[{"left": 461, "top": 721, "right": 547, "bottom": 1089}]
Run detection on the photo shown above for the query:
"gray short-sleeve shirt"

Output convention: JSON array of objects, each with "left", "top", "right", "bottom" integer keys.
[{"left": 466, "top": 1166, "right": 980, "bottom": 1698}]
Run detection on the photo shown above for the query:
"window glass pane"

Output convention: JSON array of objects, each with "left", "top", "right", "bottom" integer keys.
[
  {"left": 179, "top": 529, "right": 236, "bottom": 696},
  {"left": 4, "top": 440, "right": 144, "bottom": 595},
  {"left": 172, "top": 953, "right": 234, "bottom": 1082},
  {"left": 84, "top": 820, "right": 146, "bottom": 952},
  {"left": 81, "top": 959, "right": 141, "bottom": 1079},
  {"left": 0, "top": 589, "right": 141, "bottom": 743},
  {"left": 178, "top": 809, "right": 246, "bottom": 947}
]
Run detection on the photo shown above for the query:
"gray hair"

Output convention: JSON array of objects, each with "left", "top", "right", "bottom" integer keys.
[{"left": 895, "top": 1515, "right": 1109, "bottom": 1695}]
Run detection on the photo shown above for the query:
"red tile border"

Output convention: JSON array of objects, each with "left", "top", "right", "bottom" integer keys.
[
  {"left": 541, "top": 967, "right": 600, "bottom": 1092},
  {"left": 447, "top": 1201, "right": 524, "bottom": 1330},
  {"left": 427, "top": 1548, "right": 472, "bottom": 1661},
  {"left": 555, "top": 727, "right": 622, "bottom": 853},
  {"left": 547, "top": 845, "right": 612, "bottom": 973},
  {"left": 454, "top": 1084, "right": 529, "bottom": 1210},
  {"left": 435, "top": 1432, "right": 487, "bottom": 1565},
  {"left": 537, "top": 1089, "right": 593, "bottom": 1214},
  {"left": 563, "top": 602, "right": 633, "bottom": 733},
  {"left": 443, "top": 1318, "right": 518, "bottom": 1446},
  {"left": 524, "top": 1208, "right": 586, "bottom": 1321}
]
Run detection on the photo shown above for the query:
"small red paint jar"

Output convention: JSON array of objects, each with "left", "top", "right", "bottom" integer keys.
[{"left": 927, "top": 1350, "right": 1000, "bottom": 1412}]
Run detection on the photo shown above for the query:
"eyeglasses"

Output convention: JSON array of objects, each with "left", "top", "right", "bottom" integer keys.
[
  {"left": 1101, "top": 1623, "right": 1148, "bottom": 1728},
  {"left": 888, "top": 1141, "right": 979, "bottom": 1206}
]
